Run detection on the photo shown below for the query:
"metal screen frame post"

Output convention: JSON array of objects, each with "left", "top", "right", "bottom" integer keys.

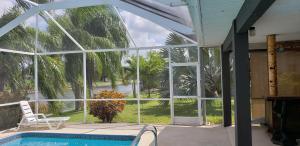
[
  {"left": 34, "top": 13, "right": 39, "bottom": 114},
  {"left": 197, "top": 47, "right": 203, "bottom": 124},
  {"left": 83, "top": 52, "right": 87, "bottom": 123},
  {"left": 168, "top": 48, "right": 174, "bottom": 124},
  {"left": 198, "top": 47, "right": 205, "bottom": 125},
  {"left": 137, "top": 49, "right": 141, "bottom": 124}
]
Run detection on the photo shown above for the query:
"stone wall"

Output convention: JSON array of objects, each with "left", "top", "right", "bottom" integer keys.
[{"left": 0, "top": 92, "right": 25, "bottom": 131}]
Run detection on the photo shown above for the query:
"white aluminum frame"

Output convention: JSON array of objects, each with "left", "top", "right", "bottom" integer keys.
[
  {"left": 0, "top": 0, "right": 194, "bottom": 41},
  {"left": 0, "top": 0, "right": 225, "bottom": 125},
  {"left": 0, "top": 44, "right": 224, "bottom": 125},
  {"left": 169, "top": 47, "right": 203, "bottom": 124}
]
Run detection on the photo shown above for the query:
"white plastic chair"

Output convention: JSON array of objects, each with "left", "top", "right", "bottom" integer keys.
[{"left": 17, "top": 101, "right": 70, "bottom": 131}]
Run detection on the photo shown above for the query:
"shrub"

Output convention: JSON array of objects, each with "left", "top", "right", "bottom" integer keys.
[
  {"left": 89, "top": 90, "right": 126, "bottom": 123},
  {"left": 49, "top": 101, "right": 64, "bottom": 115},
  {"left": 29, "top": 102, "right": 49, "bottom": 114}
]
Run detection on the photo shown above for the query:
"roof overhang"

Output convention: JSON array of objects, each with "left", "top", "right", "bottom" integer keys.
[{"left": 250, "top": 0, "right": 300, "bottom": 43}]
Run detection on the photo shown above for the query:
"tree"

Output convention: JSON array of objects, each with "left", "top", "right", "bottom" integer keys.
[
  {"left": 123, "top": 57, "right": 137, "bottom": 98},
  {"left": 43, "top": 6, "right": 129, "bottom": 110},
  {"left": 163, "top": 33, "right": 222, "bottom": 97},
  {"left": 202, "top": 48, "right": 221, "bottom": 97},
  {"left": 0, "top": 4, "right": 129, "bottom": 111},
  {"left": 140, "top": 52, "right": 166, "bottom": 98},
  {"left": 159, "top": 33, "right": 197, "bottom": 101},
  {"left": 0, "top": 6, "right": 66, "bottom": 101}
]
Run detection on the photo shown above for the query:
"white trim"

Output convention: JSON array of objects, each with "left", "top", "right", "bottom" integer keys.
[
  {"left": 137, "top": 49, "right": 141, "bottom": 124},
  {"left": 196, "top": 47, "right": 202, "bottom": 124},
  {"left": 0, "top": 48, "right": 34, "bottom": 55},
  {"left": 83, "top": 52, "right": 87, "bottom": 123},
  {"left": 0, "top": 7, "right": 40, "bottom": 37},
  {"left": 170, "top": 62, "right": 198, "bottom": 67},
  {"left": 38, "top": 0, "right": 193, "bottom": 35},
  {"left": 87, "top": 44, "right": 197, "bottom": 52},
  {"left": 201, "top": 97, "right": 222, "bottom": 100},
  {"left": 34, "top": 54, "right": 39, "bottom": 113},
  {"left": 34, "top": 13, "right": 39, "bottom": 114},
  {"left": 112, "top": 7, "right": 137, "bottom": 47},
  {"left": 39, "top": 0, "right": 112, "bottom": 11},
  {"left": 115, "top": 0, "right": 193, "bottom": 35},
  {"left": 170, "top": 31, "right": 198, "bottom": 44},
  {"left": 0, "top": 102, "right": 20, "bottom": 107},
  {"left": 42, "top": 11, "right": 86, "bottom": 51},
  {"left": 173, "top": 96, "right": 200, "bottom": 99},
  {"left": 29, "top": 98, "right": 171, "bottom": 102},
  {"left": 1, "top": 0, "right": 195, "bottom": 43},
  {"left": 37, "top": 50, "right": 84, "bottom": 55},
  {"left": 168, "top": 48, "right": 174, "bottom": 124},
  {"left": 36, "top": 44, "right": 197, "bottom": 55}
]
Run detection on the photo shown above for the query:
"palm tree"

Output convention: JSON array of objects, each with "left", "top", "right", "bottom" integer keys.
[
  {"left": 123, "top": 57, "right": 137, "bottom": 98},
  {"left": 0, "top": 6, "right": 66, "bottom": 100},
  {"left": 1, "top": 3, "right": 129, "bottom": 111},
  {"left": 158, "top": 33, "right": 200, "bottom": 106},
  {"left": 43, "top": 6, "right": 128, "bottom": 110},
  {"left": 202, "top": 48, "right": 221, "bottom": 97}
]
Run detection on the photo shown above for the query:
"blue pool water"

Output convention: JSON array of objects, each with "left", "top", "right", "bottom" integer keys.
[{"left": 0, "top": 133, "right": 135, "bottom": 146}]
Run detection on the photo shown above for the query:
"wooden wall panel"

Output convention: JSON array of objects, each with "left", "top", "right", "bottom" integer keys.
[
  {"left": 277, "top": 51, "right": 300, "bottom": 96},
  {"left": 250, "top": 52, "right": 268, "bottom": 99},
  {"left": 250, "top": 52, "right": 268, "bottom": 119},
  {"left": 250, "top": 50, "right": 300, "bottom": 120}
]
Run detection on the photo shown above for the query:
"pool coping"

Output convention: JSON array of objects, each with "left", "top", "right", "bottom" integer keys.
[{"left": 0, "top": 132, "right": 136, "bottom": 145}]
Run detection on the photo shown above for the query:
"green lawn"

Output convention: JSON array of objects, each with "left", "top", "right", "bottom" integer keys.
[{"left": 59, "top": 99, "right": 224, "bottom": 125}]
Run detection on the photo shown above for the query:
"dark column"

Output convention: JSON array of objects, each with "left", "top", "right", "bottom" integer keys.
[
  {"left": 232, "top": 20, "right": 252, "bottom": 146},
  {"left": 221, "top": 46, "right": 232, "bottom": 127}
]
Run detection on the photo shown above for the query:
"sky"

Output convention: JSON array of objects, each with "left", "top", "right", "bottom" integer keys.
[
  {"left": 0, "top": 0, "right": 176, "bottom": 49},
  {"left": 119, "top": 10, "right": 171, "bottom": 47},
  {"left": 0, "top": 0, "right": 16, "bottom": 16}
]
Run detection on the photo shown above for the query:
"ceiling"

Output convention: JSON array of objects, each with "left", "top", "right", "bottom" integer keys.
[
  {"left": 187, "top": 0, "right": 244, "bottom": 47},
  {"left": 250, "top": 0, "right": 300, "bottom": 43}
]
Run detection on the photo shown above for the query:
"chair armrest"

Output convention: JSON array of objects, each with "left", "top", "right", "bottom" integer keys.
[{"left": 34, "top": 113, "right": 47, "bottom": 119}]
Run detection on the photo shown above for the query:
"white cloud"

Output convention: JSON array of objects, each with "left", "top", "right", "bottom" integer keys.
[
  {"left": 24, "top": 15, "right": 48, "bottom": 31},
  {"left": 120, "top": 10, "right": 171, "bottom": 47},
  {"left": 0, "top": 0, "right": 17, "bottom": 16}
]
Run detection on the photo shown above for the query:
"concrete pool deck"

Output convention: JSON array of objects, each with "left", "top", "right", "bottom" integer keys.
[{"left": 0, "top": 124, "right": 285, "bottom": 146}]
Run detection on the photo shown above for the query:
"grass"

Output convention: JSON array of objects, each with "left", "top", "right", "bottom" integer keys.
[
  {"left": 59, "top": 98, "right": 224, "bottom": 125},
  {"left": 94, "top": 81, "right": 123, "bottom": 87}
]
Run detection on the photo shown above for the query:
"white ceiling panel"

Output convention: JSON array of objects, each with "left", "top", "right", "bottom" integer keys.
[
  {"left": 187, "top": 0, "right": 244, "bottom": 47},
  {"left": 250, "top": 0, "right": 300, "bottom": 43}
]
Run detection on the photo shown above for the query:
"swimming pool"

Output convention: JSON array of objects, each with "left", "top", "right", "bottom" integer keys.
[{"left": 0, "top": 132, "right": 136, "bottom": 146}]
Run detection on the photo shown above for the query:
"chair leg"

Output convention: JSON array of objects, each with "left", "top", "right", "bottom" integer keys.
[
  {"left": 45, "top": 120, "right": 53, "bottom": 130},
  {"left": 17, "top": 116, "right": 25, "bottom": 131},
  {"left": 56, "top": 120, "right": 63, "bottom": 129}
]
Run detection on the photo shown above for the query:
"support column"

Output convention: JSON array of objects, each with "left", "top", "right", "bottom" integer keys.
[
  {"left": 221, "top": 46, "right": 232, "bottom": 127},
  {"left": 34, "top": 14, "right": 39, "bottom": 114},
  {"left": 266, "top": 34, "right": 277, "bottom": 127},
  {"left": 232, "top": 21, "right": 252, "bottom": 146},
  {"left": 169, "top": 48, "right": 174, "bottom": 124},
  {"left": 34, "top": 53, "right": 38, "bottom": 114},
  {"left": 267, "top": 35, "right": 277, "bottom": 96},
  {"left": 137, "top": 49, "right": 141, "bottom": 124},
  {"left": 83, "top": 52, "right": 87, "bottom": 123},
  {"left": 198, "top": 47, "right": 204, "bottom": 124}
]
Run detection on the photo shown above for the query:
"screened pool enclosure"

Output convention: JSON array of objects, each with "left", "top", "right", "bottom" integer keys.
[{"left": 0, "top": 0, "right": 223, "bottom": 129}]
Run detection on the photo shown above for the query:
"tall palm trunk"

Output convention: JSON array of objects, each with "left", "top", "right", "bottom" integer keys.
[
  {"left": 132, "top": 80, "right": 136, "bottom": 98},
  {"left": 71, "top": 83, "right": 82, "bottom": 111}
]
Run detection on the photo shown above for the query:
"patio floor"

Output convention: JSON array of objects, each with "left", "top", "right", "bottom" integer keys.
[{"left": 0, "top": 124, "right": 292, "bottom": 146}]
